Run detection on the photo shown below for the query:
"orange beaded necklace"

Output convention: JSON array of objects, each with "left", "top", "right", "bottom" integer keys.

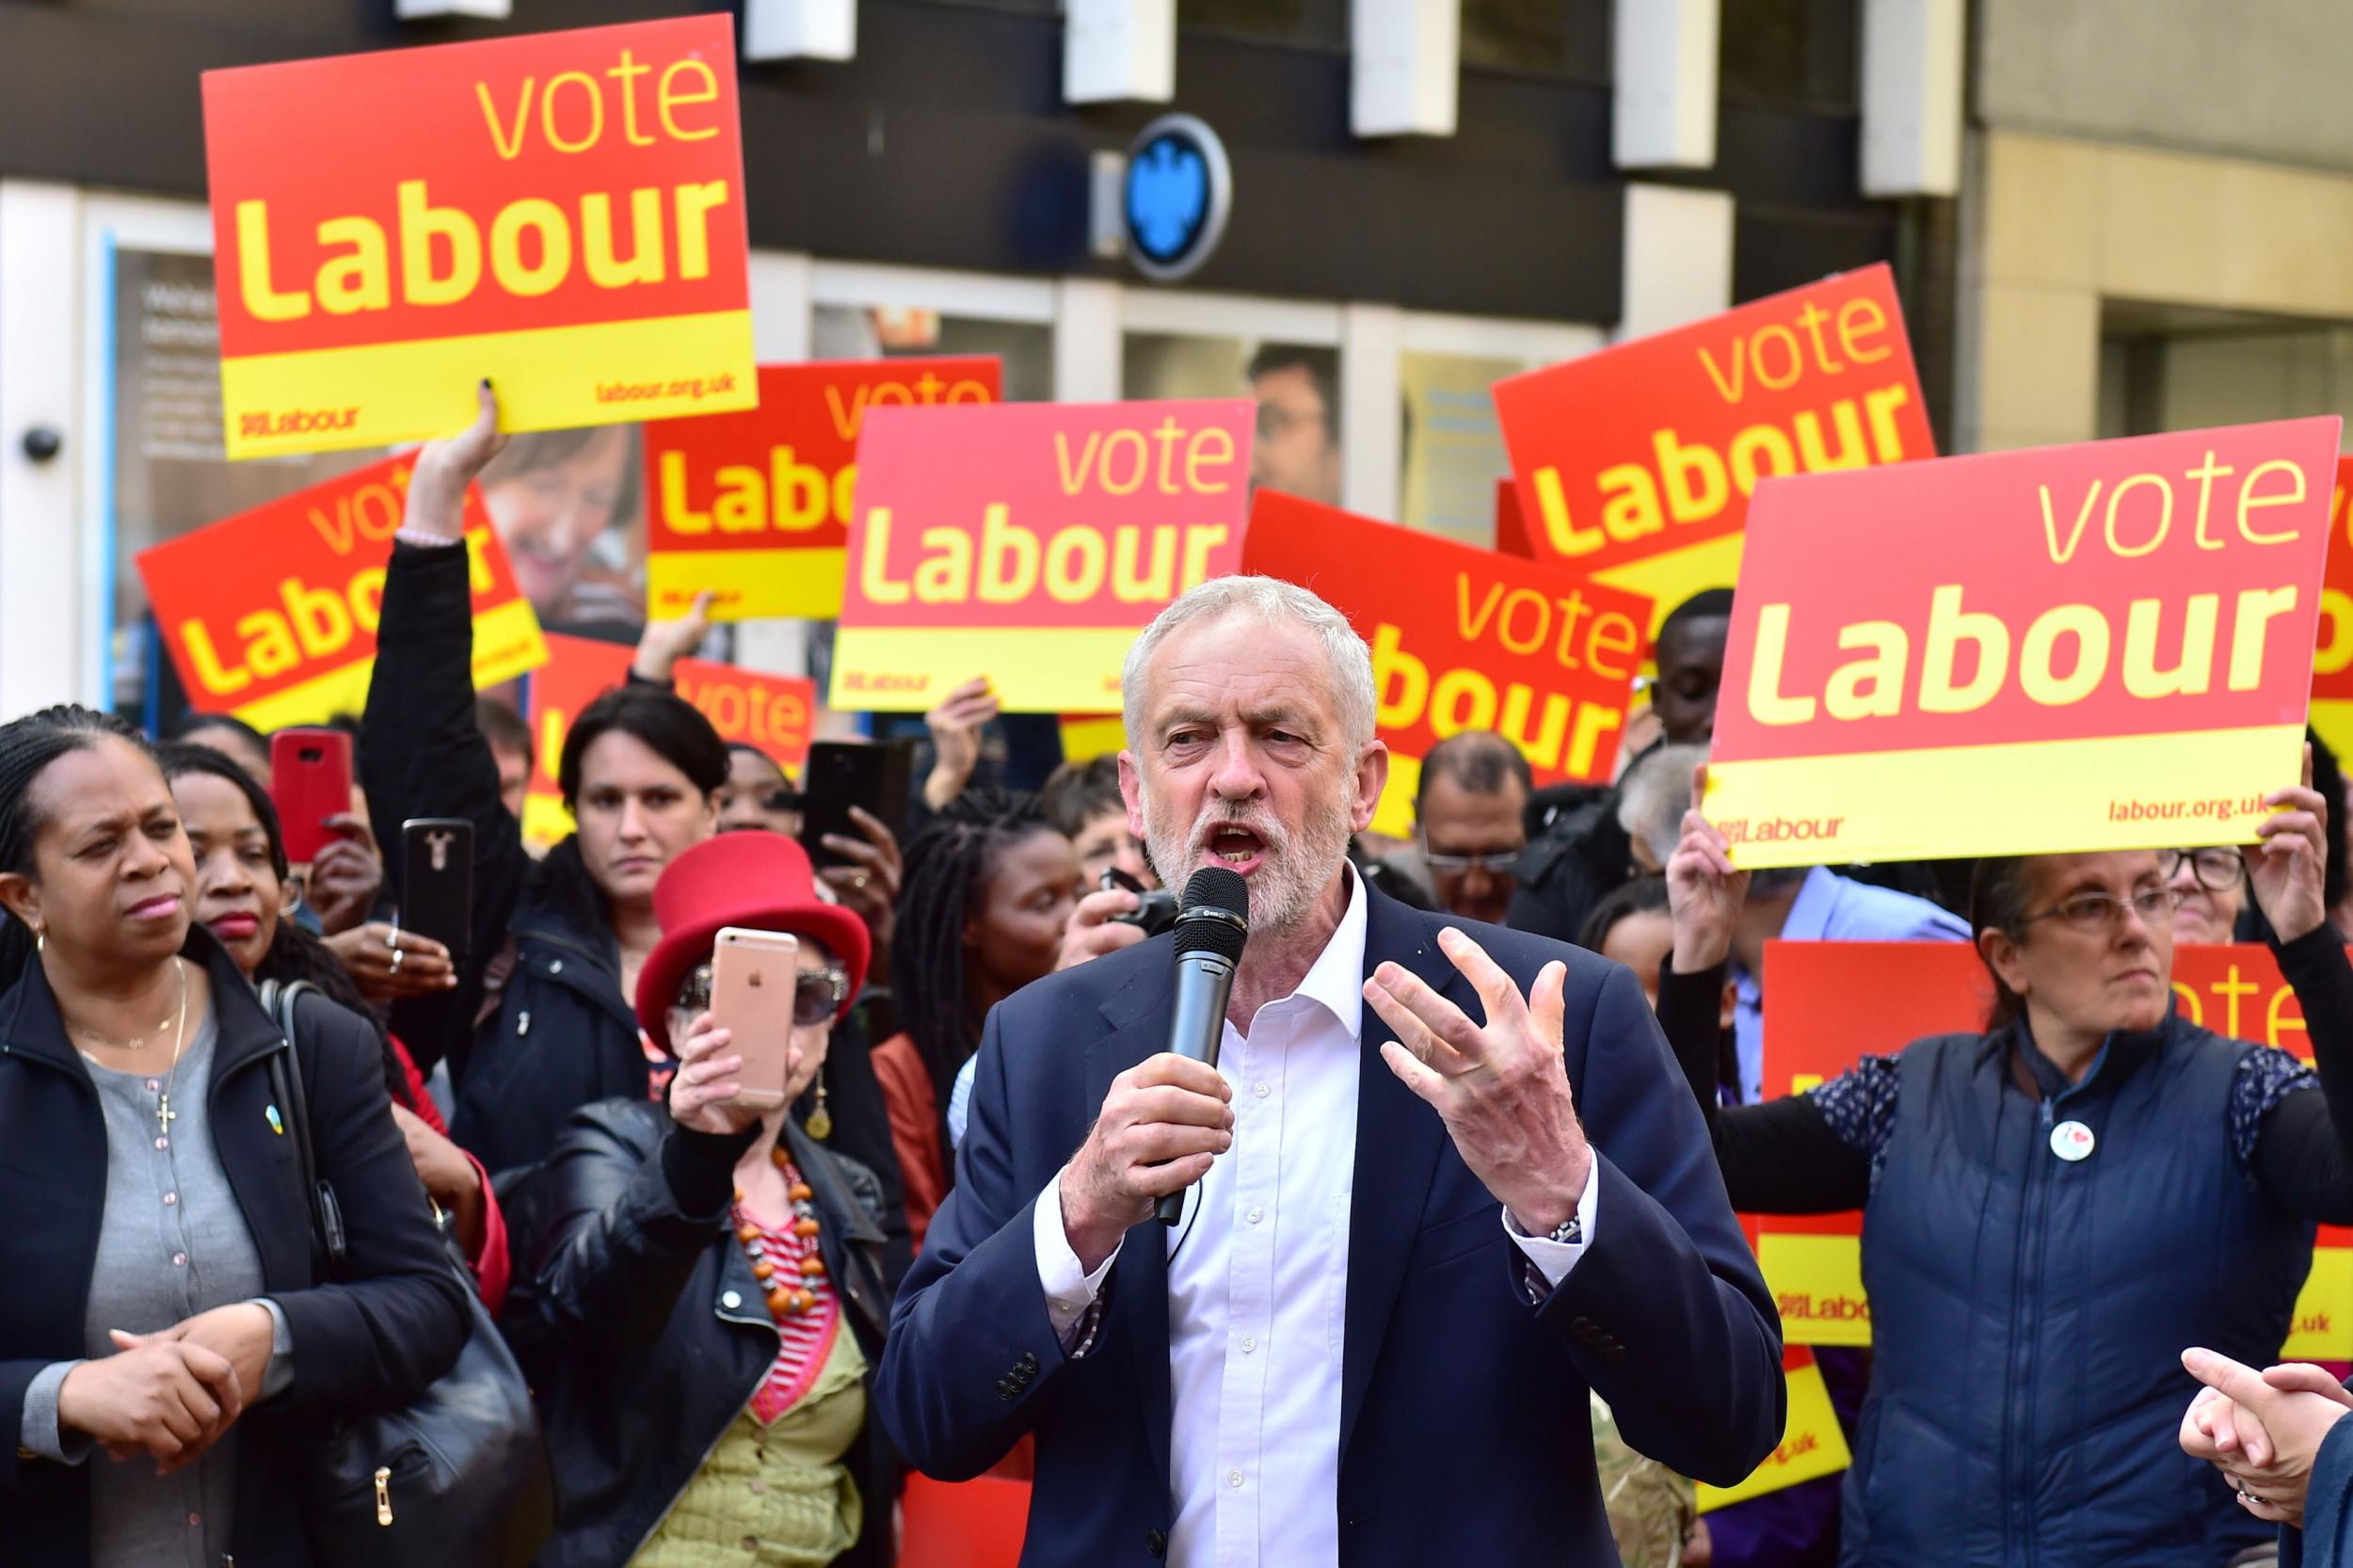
[{"left": 733, "top": 1143, "right": 827, "bottom": 1319}]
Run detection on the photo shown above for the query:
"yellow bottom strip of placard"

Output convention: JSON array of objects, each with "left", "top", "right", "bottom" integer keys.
[
  {"left": 2313, "top": 700, "right": 2353, "bottom": 774},
  {"left": 1706, "top": 724, "right": 2305, "bottom": 870},
  {"left": 228, "top": 600, "right": 547, "bottom": 732},
  {"left": 220, "top": 311, "right": 758, "bottom": 460},
  {"left": 1695, "top": 1359, "right": 1854, "bottom": 1512},
  {"left": 648, "top": 548, "right": 847, "bottom": 622},
  {"left": 1756, "top": 1232, "right": 1872, "bottom": 1349},
  {"left": 522, "top": 791, "right": 574, "bottom": 850},
  {"left": 829, "top": 627, "right": 1138, "bottom": 713},
  {"left": 2285, "top": 1247, "right": 2353, "bottom": 1359},
  {"left": 1057, "top": 715, "right": 1128, "bottom": 764}
]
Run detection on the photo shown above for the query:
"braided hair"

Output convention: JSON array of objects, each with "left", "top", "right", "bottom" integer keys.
[
  {"left": 894, "top": 787, "right": 1058, "bottom": 1146},
  {"left": 156, "top": 742, "right": 409, "bottom": 1107},
  {"left": 0, "top": 707, "right": 152, "bottom": 993}
]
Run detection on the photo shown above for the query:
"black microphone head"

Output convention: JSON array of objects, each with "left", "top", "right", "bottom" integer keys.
[{"left": 1174, "top": 866, "right": 1249, "bottom": 962}]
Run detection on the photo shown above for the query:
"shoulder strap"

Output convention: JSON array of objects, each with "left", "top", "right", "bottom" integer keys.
[
  {"left": 260, "top": 980, "right": 348, "bottom": 1269},
  {"left": 472, "top": 935, "right": 522, "bottom": 1034}
]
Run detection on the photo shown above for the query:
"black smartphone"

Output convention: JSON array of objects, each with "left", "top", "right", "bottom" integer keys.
[
  {"left": 799, "top": 739, "right": 915, "bottom": 869},
  {"left": 400, "top": 818, "right": 474, "bottom": 956}
]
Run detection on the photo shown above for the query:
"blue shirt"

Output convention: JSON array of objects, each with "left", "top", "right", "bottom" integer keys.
[{"left": 1733, "top": 867, "right": 1970, "bottom": 1104}]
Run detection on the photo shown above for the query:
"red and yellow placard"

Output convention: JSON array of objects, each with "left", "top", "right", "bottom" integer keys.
[
  {"left": 202, "top": 16, "right": 756, "bottom": 459},
  {"left": 829, "top": 399, "right": 1255, "bottom": 712},
  {"left": 1695, "top": 1347, "right": 1855, "bottom": 1512},
  {"left": 137, "top": 455, "right": 547, "bottom": 731},
  {"left": 523, "top": 632, "right": 816, "bottom": 843},
  {"left": 1240, "top": 490, "right": 1650, "bottom": 837},
  {"left": 1494, "top": 477, "right": 1535, "bottom": 560},
  {"left": 1707, "top": 419, "right": 2340, "bottom": 868},
  {"left": 1755, "top": 939, "right": 2353, "bottom": 1358},
  {"left": 1494, "top": 264, "right": 1932, "bottom": 632},
  {"left": 644, "top": 358, "right": 1002, "bottom": 621},
  {"left": 2310, "top": 458, "right": 2353, "bottom": 762}
]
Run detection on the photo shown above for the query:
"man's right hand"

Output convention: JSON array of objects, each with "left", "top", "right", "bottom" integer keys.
[
  {"left": 1664, "top": 762, "right": 1747, "bottom": 974},
  {"left": 1060, "top": 1052, "right": 1233, "bottom": 1272},
  {"left": 1058, "top": 888, "right": 1145, "bottom": 971},
  {"left": 56, "top": 1337, "right": 244, "bottom": 1467}
]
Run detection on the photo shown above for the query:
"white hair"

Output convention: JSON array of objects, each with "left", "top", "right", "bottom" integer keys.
[
  {"left": 1617, "top": 742, "right": 1709, "bottom": 871},
  {"left": 1122, "top": 576, "right": 1377, "bottom": 752}
]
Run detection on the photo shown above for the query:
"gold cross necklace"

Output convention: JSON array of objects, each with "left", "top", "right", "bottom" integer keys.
[{"left": 154, "top": 959, "right": 191, "bottom": 1137}]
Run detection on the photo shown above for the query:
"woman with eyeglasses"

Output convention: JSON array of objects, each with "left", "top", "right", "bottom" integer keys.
[
  {"left": 504, "top": 831, "right": 896, "bottom": 1568},
  {"left": 1657, "top": 760, "right": 2353, "bottom": 1568}
]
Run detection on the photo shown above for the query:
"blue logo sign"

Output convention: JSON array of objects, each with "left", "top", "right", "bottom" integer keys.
[{"left": 1122, "top": 115, "right": 1230, "bottom": 283}]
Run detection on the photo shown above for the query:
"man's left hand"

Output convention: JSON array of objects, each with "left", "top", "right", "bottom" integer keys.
[{"left": 1363, "top": 927, "right": 1592, "bottom": 1236}]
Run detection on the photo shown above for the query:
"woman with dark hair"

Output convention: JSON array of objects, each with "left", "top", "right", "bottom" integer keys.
[
  {"left": 0, "top": 706, "right": 466, "bottom": 1565},
  {"left": 1660, "top": 758, "right": 2353, "bottom": 1568},
  {"left": 360, "top": 386, "right": 730, "bottom": 1176},
  {"left": 872, "top": 788, "right": 1080, "bottom": 1249},
  {"left": 505, "top": 831, "right": 893, "bottom": 1568},
  {"left": 157, "top": 741, "right": 509, "bottom": 1306}
]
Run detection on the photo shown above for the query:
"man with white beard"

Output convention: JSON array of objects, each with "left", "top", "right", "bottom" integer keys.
[{"left": 875, "top": 577, "right": 1782, "bottom": 1568}]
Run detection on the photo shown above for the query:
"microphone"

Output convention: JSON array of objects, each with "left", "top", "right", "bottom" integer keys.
[{"left": 1156, "top": 865, "right": 1250, "bottom": 1226}]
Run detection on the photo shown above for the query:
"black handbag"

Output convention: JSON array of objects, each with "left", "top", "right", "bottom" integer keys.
[{"left": 261, "top": 980, "right": 552, "bottom": 1568}]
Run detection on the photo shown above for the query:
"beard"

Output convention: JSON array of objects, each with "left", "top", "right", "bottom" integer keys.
[{"left": 1139, "top": 777, "right": 1355, "bottom": 940}]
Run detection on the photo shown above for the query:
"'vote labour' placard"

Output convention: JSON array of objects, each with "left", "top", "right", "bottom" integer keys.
[
  {"left": 828, "top": 399, "right": 1255, "bottom": 713},
  {"left": 1241, "top": 490, "right": 1650, "bottom": 838},
  {"left": 1494, "top": 264, "right": 1933, "bottom": 633},
  {"left": 643, "top": 359, "right": 1002, "bottom": 622},
  {"left": 203, "top": 15, "right": 756, "bottom": 459},
  {"left": 137, "top": 455, "right": 548, "bottom": 730},
  {"left": 1707, "top": 419, "right": 2339, "bottom": 869}
]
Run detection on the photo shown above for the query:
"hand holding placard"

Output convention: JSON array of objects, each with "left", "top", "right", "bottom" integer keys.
[{"left": 404, "top": 382, "right": 510, "bottom": 545}]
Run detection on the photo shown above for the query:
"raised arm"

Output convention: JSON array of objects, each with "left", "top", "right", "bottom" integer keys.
[
  {"left": 1665, "top": 778, "right": 1874, "bottom": 1214},
  {"left": 360, "top": 384, "right": 524, "bottom": 1070}
]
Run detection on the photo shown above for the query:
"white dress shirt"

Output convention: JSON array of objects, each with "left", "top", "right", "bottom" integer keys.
[{"left": 1033, "top": 867, "right": 1601, "bottom": 1568}]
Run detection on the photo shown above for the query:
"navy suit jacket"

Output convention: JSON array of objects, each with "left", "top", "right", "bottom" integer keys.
[{"left": 876, "top": 884, "right": 1784, "bottom": 1568}]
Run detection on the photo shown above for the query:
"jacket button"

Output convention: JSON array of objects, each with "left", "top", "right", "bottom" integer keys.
[
  {"left": 1019, "top": 1351, "right": 1039, "bottom": 1372},
  {"left": 1144, "top": 1528, "right": 1168, "bottom": 1557},
  {"left": 721, "top": 1290, "right": 743, "bottom": 1310}
]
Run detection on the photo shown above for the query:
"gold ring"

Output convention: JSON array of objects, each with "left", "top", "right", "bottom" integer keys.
[
  {"left": 390, "top": 947, "right": 405, "bottom": 975},
  {"left": 850, "top": 872, "right": 869, "bottom": 889}
]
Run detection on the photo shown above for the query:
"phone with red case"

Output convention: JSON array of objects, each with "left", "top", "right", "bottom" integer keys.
[
  {"left": 268, "top": 728, "right": 353, "bottom": 866},
  {"left": 710, "top": 927, "right": 800, "bottom": 1108}
]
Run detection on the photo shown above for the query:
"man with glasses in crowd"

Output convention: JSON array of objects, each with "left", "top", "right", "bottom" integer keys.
[
  {"left": 1247, "top": 343, "right": 1343, "bottom": 506},
  {"left": 1411, "top": 731, "right": 1531, "bottom": 927}
]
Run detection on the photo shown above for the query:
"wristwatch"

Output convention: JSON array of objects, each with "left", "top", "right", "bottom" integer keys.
[{"left": 1545, "top": 1213, "right": 1584, "bottom": 1246}]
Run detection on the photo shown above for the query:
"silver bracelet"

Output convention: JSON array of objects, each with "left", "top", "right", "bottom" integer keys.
[{"left": 392, "top": 526, "right": 466, "bottom": 550}]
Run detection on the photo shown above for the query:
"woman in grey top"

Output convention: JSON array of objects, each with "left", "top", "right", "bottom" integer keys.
[{"left": 0, "top": 706, "right": 468, "bottom": 1567}]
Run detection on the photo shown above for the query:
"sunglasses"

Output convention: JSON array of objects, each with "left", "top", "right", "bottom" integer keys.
[{"left": 673, "top": 961, "right": 851, "bottom": 1029}]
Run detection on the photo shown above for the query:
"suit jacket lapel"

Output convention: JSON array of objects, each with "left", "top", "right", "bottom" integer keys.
[
  {"left": 1088, "top": 961, "right": 1178, "bottom": 1502},
  {"left": 1339, "top": 890, "right": 1456, "bottom": 1464}
]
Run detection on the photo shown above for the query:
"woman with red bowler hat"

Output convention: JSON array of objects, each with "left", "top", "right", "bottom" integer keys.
[{"left": 503, "top": 831, "right": 897, "bottom": 1568}]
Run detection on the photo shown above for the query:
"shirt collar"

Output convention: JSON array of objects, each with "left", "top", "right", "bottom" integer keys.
[
  {"left": 1252, "top": 860, "right": 1369, "bottom": 1040},
  {"left": 1782, "top": 865, "right": 1843, "bottom": 942}
]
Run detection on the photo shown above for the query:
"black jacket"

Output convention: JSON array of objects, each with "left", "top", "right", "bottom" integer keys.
[
  {"left": 0, "top": 933, "right": 471, "bottom": 1566},
  {"left": 504, "top": 1099, "right": 895, "bottom": 1568}
]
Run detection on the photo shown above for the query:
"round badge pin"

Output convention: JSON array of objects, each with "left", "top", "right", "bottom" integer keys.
[{"left": 2049, "top": 1120, "right": 2097, "bottom": 1162}]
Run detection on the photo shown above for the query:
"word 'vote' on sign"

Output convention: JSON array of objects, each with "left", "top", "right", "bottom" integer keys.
[
  {"left": 644, "top": 358, "right": 1002, "bottom": 622},
  {"left": 522, "top": 632, "right": 815, "bottom": 844},
  {"left": 1494, "top": 264, "right": 1933, "bottom": 632},
  {"left": 136, "top": 455, "right": 547, "bottom": 731},
  {"left": 1240, "top": 490, "right": 1650, "bottom": 838},
  {"left": 1755, "top": 940, "right": 2353, "bottom": 1361},
  {"left": 1707, "top": 418, "right": 2340, "bottom": 868},
  {"left": 829, "top": 399, "right": 1255, "bottom": 713},
  {"left": 202, "top": 15, "right": 756, "bottom": 458}
]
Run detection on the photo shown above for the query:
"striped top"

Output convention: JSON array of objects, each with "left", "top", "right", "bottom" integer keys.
[{"left": 736, "top": 1193, "right": 840, "bottom": 1425}]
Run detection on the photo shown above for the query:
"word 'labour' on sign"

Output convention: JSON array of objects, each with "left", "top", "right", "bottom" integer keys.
[
  {"left": 829, "top": 398, "right": 1255, "bottom": 713},
  {"left": 136, "top": 454, "right": 548, "bottom": 731},
  {"left": 202, "top": 15, "right": 756, "bottom": 459},
  {"left": 1493, "top": 264, "right": 1933, "bottom": 633},
  {"left": 1706, "top": 417, "right": 2341, "bottom": 869},
  {"left": 643, "top": 357, "right": 1002, "bottom": 622},
  {"left": 1753, "top": 939, "right": 2353, "bottom": 1360},
  {"left": 2307, "top": 457, "right": 2353, "bottom": 761},
  {"left": 1239, "top": 489, "right": 1651, "bottom": 839},
  {"left": 522, "top": 632, "right": 815, "bottom": 844}
]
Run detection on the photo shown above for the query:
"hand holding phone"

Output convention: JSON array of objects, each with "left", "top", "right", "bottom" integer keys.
[
  {"left": 269, "top": 728, "right": 354, "bottom": 867},
  {"left": 710, "top": 928, "right": 801, "bottom": 1109},
  {"left": 399, "top": 818, "right": 474, "bottom": 957}
]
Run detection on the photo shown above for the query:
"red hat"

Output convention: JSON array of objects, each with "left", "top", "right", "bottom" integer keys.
[{"left": 635, "top": 833, "right": 871, "bottom": 1052}]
